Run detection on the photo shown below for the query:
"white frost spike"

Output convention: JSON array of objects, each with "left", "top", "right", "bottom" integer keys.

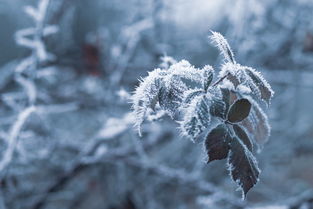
[
  {"left": 159, "top": 55, "right": 177, "bottom": 69},
  {"left": 210, "top": 31, "right": 236, "bottom": 63}
]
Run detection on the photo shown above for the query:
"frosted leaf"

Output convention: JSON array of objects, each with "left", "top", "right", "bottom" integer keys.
[
  {"left": 210, "top": 31, "right": 235, "bottom": 63},
  {"left": 228, "top": 136, "right": 260, "bottom": 199},
  {"left": 219, "top": 63, "right": 247, "bottom": 88},
  {"left": 241, "top": 99, "right": 270, "bottom": 146},
  {"left": 227, "top": 99, "right": 251, "bottom": 123},
  {"left": 210, "top": 98, "right": 225, "bottom": 119},
  {"left": 219, "top": 79, "right": 235, "bottom": 91},
  {"left": 233, "top": 124, "right": 253, "bottom": 152},
  {"left": 182, "top": 88, "right": 204, "bottom": 105},
  {"left": 130, "top": 31, "right": 274, "bottom": 198},
  {"left": 205, "top": 124, "right": 231, "bottom": 162},
  {"left": 244, "top": 67, "right": 274, "bottom": 105},
  {"left": 132, "top": 68, "right": 167, "bottom": 136},
  {"left": 164, "top": 60, "right": 204, "bottom": 88},
  {"left": 218, "top": 62, "right": 274, "bottom": 107},
  {"left": 208, "top": 88, "right": 226, "bottom": 119},
  {"left": 202, "top": 65, "right": 214, "bottom": 91},
  {"left": 158, "top": 85, "right": 183, "bottom": 117},
  {"left": 237, "top": 84, "right": 252, "bottom": 94},
  {"left": 180, "top": 95, "right": 211, "bottom": 141}
]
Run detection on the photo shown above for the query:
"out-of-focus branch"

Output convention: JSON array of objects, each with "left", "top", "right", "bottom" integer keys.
[
  {"left": 110, "top": 18, "right": 153, "bottom": 86},
  {"left": 30, "top": 129, "right": 170, "bottom": 209},
  {"left": 0, "top": 106, "right": 36, "bottom": 173}
]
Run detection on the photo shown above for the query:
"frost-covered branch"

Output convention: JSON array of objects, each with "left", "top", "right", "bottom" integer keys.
[
  {"left": 0, "top": 106, "right": 36, "bottom": 173},
  {"left": 0, "top": 0, "right": 57, "bottom": 175},
  {"left": 131, "top": 31, "right": 274, "bottom": 198}
]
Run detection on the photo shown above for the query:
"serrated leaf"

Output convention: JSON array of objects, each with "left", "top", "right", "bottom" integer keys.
[
  {"left": 210, "top": 98, "right": 226, "bottom": 119},
  {"left": 203, "top": 66, "right": 214, "bottom": 91},
  {"left": 183, "top": 89, "right": 204, "bottom": 104},
  {"left": 229, "top": 136, "right": 260, "bottom": 198},
  {"left": 205, "top": 124, "right": 231, "bottom": 162},
  {"left": 233, "top": 124, "right": 253, "bottom": 152},
  {"left": 210, "top": 31, "right": 236, "bottom": 63},
  {"left": 221, "top": 88, "right": 230, "bottom": 112},
  {"left": 227, "top": 99, "right": 251, "bottom": 123},
  {"left": 132, "top": 69, "right": 167, "bottom": 135},
  {"left": 158, "top": 86, "right": 182, "bottom": 117},
  {"left": 245, "top": 68, "right": 273, "bottom": 105},
  {"left": 241, "top": 101, "right": 270, "bottom": 146},
  {"left": 181, "top": 96, "right": 210, "bottom": 140}
]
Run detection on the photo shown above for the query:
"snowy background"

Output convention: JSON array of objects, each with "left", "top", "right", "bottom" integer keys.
[{"left": 0, "top": 0, "right": 313, "bottom": 208}]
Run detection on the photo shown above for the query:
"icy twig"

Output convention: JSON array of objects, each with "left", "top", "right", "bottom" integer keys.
[{"left": 0, "top": 106, "right": 36, "bottom": 173}]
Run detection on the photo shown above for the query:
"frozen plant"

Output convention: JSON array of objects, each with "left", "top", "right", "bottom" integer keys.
[{"left": 131, "top": 31, "right": 274, "bottom": 198}]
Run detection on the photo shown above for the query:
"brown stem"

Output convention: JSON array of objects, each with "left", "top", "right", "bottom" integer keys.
[{"left": 212, "top": 73, "right": 230, "bottom": 87}]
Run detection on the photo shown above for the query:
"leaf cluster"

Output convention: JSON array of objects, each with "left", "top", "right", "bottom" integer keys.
[{"left": 131, "top": 31, "right": 274, "bottom": 198}]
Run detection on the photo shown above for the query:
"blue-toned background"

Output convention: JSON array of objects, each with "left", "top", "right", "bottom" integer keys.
[{"left": 0, "top": 0, "right": 313, "bottom": 208}]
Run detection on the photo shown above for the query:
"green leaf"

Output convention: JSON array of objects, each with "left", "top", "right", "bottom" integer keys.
[
  {"left": 227, "top": 99, "right": 251, "bottom": 123},
  {"left": 233, "top": 124, "right": 253, "bottom": 152},
  {"left": 205, "top": 124, "right": 231, "bottom": 162},
  {"left": 229, "top": 136, "right": 260, "bottom": 198}
]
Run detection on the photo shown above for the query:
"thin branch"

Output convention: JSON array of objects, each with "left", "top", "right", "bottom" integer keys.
[{"left": 0, "top": 106, "right": 36, "bottom": 173}]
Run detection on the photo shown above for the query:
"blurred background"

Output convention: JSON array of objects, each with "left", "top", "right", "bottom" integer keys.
[{"left": 0, "top": 0, "right": 313, "bottom": 208}]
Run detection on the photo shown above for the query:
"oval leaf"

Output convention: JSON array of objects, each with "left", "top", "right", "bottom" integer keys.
[
  {"left": 227, "top": 99, "right": 251, "bottom": 123},
  {"left": 205, "top": 124, "right": 231, "bottom": 162}
]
